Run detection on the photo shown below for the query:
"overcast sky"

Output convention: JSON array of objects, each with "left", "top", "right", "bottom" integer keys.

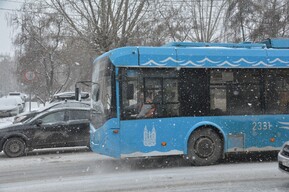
[{"left": 0, "top": 0, "right": 23, "bottom": 56}]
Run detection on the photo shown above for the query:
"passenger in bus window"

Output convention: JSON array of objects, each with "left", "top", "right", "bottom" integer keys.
[
  {"left": 124, "top": 91, "right": 157, "bottom": 118},
  {"left": 136, "top": 95, "right": 156, "bottom": 118},
  {"left": 124, "top": 91, "right": 144, "bottom": 118}
]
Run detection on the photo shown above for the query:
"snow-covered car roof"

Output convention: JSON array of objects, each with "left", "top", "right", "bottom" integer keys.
[
  {"left": 13, "top": 100, "right": 90, "bottom": 124},
  {"left": 49, "top": 91, "right": 90, "bottom": 103}
]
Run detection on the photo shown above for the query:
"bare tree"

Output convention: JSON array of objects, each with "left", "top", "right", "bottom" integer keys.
[
  {"left": 47, "top": 0, "right": 150, "bottom": 54},
  {"left": 10, "top": 0, "right": 150, "bottom": 102},
  {"left": 157, "top": 1, "right": 191, "bottom": 42},
  {"left": 128, "top": 0, "right": 186, "bottom": 46},
  {"left": 224, "top": 0, "right": 257, "bottom": 42},
  {"left": 185, "top": 0, "right": 227, "bottom": 42},
  {"left": 249, "top": 0, "right": 289, "bottom": 41},
  {"left": 12, "top": 2, "right": 74, "bottom": 101},
  {"left": 224, "top": 0, "right": 289, "bottom": 42},
  {"left": 150, "top": 0, "right": 227, "bottom": 43}
]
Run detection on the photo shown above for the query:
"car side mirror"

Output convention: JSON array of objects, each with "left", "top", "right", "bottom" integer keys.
[{"left": 35, "top": 119, "right": 43, "bottom": 126}]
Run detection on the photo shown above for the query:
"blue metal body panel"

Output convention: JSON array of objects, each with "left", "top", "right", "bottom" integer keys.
[
  {"left": 109, "top": 47, "right": 139, "bottom": 67},
  {"left": 91, "top": 115, "right": 289, "bottom": 157},
  {"left": 138, "top": 47, "right": 177, "bottom": 67},
  {"left": 106, "top": 44, "right": 289, "bottom": 69},
  {"left": 90, "top": 118, "right": 120, "bottom": 158}
]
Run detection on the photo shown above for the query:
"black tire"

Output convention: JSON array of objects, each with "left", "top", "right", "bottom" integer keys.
[
  {"left": 3, "top": 138, "right": 26, "bottom": 158},
  {"left": 87, "top": 145, "right": 92, "bottom": 152},
  {"left": 187, "top": 127, "right": 223, "bottom": 166}
]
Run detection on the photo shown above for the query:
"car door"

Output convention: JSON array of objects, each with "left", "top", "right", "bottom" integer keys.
[
  {"left": 65, "top": 109, "right": 90, "bottom": 146},
  {"left": 32, "top": 110, "right": 67, "bottom": 148}
]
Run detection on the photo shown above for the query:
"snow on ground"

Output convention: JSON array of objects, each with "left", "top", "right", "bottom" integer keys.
[
  {"left": 0, "top": 147, "right": 102, "bottom": 167},
  {"left": 1, "top": 157, "right": 288, "bottom": 192}
]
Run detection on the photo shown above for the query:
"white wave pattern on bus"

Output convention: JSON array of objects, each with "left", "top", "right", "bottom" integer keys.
[
  {"left": 141, "top": 60, "right": 167, "bottom": 66},
  {"left": 160, "top": 57, "right": 184, "bottom": 63},
  {"left": 217, "top": 61, "right": 240, "bottom": 67},
  {"left": 252, "top": 61, "right": 274, "bottom": 67},
  {"left": 197, "top": 57, "right": 221, "bottom": 64},
  {"left": 233, "top": 58, "right": 257, "bottom": 64},
  {"left": 179, "top": 57, "right": 216, "bottom": 67},
  {"left": 278, "top": 122, "right": 289, "bottom": 130},
  {"left": 179, "top": 61, "right": 204, "bottom": 67},
  {"left": 140, "top": 57, "right": 289, "bottom": 67},
  {"left": 269, "top": 58, "right": 289, "bottom": 64}
]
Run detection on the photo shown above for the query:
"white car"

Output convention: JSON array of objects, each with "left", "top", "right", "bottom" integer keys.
[
  {"left": 8, "top": 92, "right": 27, "bottom": 101},
  {"left": 0, "top": 97, "right": 22, "bottom": 117},
  {"left": 278, "top": 141, "right": 289, "bottom": 173},
  {"left": 7, "top": 93, "right": 26, "bottom": 112}
]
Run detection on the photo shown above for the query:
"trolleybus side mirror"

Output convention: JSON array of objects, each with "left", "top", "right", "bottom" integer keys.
[
  {"left": 127, "top": 84, "right": 134, "bottom": 100},
  {"left": 75, "top": 87, "right": 80, "bottom": 101}
]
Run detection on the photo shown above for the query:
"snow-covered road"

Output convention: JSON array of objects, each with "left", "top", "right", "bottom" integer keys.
[{"left": 0, "top": 149, "right": 288, "bottom": 192}]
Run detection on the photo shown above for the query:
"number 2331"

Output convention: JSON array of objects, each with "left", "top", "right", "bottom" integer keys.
[{"left": 252, "top": 122, "right": 273, "bottom": 131}]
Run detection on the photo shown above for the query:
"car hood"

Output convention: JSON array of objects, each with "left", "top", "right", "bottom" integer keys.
[
  {"left": 283, "top": 141, "right": 289, "bottom": 146},
  {"left": 0, "top": 105, "right": 18, "bottom": 111},
  {"left": 15, "top": 111, "right": 38, "bottom": 119},
  {"left": 0, "top": 123, "right": 30, "bottom": 131},
  {"left": 16, "top": 110, "right": 38, "bottom": 116}
]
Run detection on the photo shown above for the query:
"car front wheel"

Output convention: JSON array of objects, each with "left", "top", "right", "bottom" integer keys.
[{"left": 3, "top": 138, "right": 26, "bottom": 158}]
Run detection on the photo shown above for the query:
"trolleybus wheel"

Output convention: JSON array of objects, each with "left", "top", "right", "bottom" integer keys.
[{"left": 187, "top": 127, "right": 223, "bottom": 166}]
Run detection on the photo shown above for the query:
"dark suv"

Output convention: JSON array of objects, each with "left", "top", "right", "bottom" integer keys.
[{"left": 1, "top": 107, "right": 91, "bottom": 157}]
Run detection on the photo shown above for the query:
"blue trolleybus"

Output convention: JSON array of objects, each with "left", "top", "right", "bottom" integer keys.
[{"left": 90, "top": 38, "right": 289, "bottom": 166}]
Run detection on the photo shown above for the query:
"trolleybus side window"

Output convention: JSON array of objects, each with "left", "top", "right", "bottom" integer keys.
[
  {"left": 121, "top": 68, "right": 289, "bottom": 119},
  {"left": 121, "top": 68, "right": 179, "bottom": 119},
  {"left": 228, "top": 69, "right": 261, "bottom": 115},
  {"left": 265, "top": 69, "right": 289, "bottom": 114}
]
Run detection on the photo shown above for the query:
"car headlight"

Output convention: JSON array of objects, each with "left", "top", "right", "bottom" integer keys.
[{"left": 281, "top": 144, "right": 289, "bottom": 157}]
